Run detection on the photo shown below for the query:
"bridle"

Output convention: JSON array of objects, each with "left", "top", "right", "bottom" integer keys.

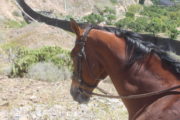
[
  {"left": 72, "top": 25, "right": 98, "bottom": 90},
  {"left": 73, "top": 25, "right": 180, "bottom": 99}
]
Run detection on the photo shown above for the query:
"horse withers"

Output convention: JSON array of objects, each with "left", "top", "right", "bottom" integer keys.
[{"left": 70, "top": 19, "right": 180, "bottom": 120}]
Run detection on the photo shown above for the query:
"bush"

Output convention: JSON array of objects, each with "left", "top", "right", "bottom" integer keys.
[
  {"left": 168, "top": 28, "right": 180, "bottom": 39},
  {"left": 27, "top": 62, "right": 71, "bottom": 82},
  {"left": 4, "top": 20, "right": 27, "bottom": 28},
  {"left": 140, "top": 6, "right": 168, "bottom": 17},
  {"left": 115, "top": 5, "right": 180, "bottom": 38},
  {"left": 83, "top": 7, "right": 116, "bottom": 25},
  {"left": 134, "top": 17, "right": 149, "bottom": 32},
  {"left": 151, "top": 0, "right": 160, "bottom": 5},
  {"left": 83, "top": 13, "right": 104, "bottom": 24},
  {"left": 125, "top": 12, "right": 135, "bottom": 18},
  {"left": 115, "top": 17, "right": 134, "bottom": 28},
  {"left": 9, "top": 46, "right": 72, "bottom": 77},
  {"left": 116, "top": 17, "right": 149, "bottom": 32},
  {"left": 127, "top": 4, "right": 143, "bottom": 14},
  {"left": 110, "top": 0, "right": 118, "bottom": 4},
  {"left": 145, "top": 17, "right": 161, "bottom": 33}
]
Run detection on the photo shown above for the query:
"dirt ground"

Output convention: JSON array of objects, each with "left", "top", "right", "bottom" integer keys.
[{"left": 0, "top": 76, "right": 128, "bottom": 120}]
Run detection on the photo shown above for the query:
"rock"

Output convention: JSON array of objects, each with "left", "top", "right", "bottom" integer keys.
[
  {"left": 29, "top": 95, "right": 38, "bottom": 103},
  {"left": 19, "top": 115, "right": 29, "bottom": 120},
  {"left": 0, "top": 111, "right": 8, "bottom": 120},
  {"left": 144, "top": 0, "right": 153, "bottom": 6},
  {"left": 0, "top": 101, "right": 9, "bottom": 107},
  {"left": 0, "top": 15, "right": 5, "bottom": 21}
]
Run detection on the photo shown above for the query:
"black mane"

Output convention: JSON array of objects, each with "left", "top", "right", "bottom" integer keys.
[{"left": 92, "top": 25, "right": 180, "bottom": 76}]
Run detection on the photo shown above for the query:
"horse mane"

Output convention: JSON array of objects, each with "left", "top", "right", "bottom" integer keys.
[{"left": 91, "top": 25, "right": 180, "bottom": 76}]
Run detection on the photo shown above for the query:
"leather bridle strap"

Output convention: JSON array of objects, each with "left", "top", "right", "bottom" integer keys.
[
  {"left": 75, "top": 25, "right": 98, "bottom": 88},
  {"left": 82, "top": 85, "right": 180, "bottom": 99}
]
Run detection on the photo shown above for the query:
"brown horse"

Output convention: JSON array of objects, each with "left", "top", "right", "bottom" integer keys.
[
  {"left": 70, "top": 20, "right": 180, "bottom": 120},
  {"left": 15, "top": 0, "right": 180, "bottom": 119}
]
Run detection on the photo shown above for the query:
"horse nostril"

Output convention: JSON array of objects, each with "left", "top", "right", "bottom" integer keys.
[{"left": 70, "top": 87, "right": 80, "bottom": 97}]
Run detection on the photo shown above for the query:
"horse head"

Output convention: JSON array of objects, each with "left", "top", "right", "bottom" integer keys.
[{"left": 70, "top": 19, "right": 107, "bottom": 104}]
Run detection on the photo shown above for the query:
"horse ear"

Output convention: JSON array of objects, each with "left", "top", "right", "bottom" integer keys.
[{"left": 70, "top": 18, "right": 83, "bottom": 37}]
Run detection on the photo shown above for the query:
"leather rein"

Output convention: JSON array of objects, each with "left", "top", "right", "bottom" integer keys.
[{"left": 74, "top": 25, "right": 180, "bottom": 100}]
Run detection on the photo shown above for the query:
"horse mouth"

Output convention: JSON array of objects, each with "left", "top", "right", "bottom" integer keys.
[
  {"left": 70, "top": 87, "right": 90, "bottom": 104},
  {"left": 73, "top": 94, "right": 90, "bottom": 104}
]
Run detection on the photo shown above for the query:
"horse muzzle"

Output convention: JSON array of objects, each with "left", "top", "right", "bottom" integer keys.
[{"left": 70, "top": 86, "right": 90, "bottom": 104}]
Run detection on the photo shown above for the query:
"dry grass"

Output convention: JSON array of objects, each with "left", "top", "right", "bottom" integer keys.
[
  {"left": 27, "top": 62, "right": 72, "bottom": 82},
  {"left": 2, "top": 23, "right": 75, "bottom": 49}
]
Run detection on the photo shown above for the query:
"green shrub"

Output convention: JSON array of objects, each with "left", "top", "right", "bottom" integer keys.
[
  {"left": 9, "top": 46, "right": 72, "bottom": 77},
  {"left": 115, "top": 5, "right": 180, "bottom": 37},
  {"left": 103, "top": 7, "right": 116, "bottom": 15},
  {"left": 127, "top": 4, "right": 143, "bottom": 14},
  {"left": 110, "top": 0, "right": 118, "bottom": 4},
  {"left": 151, "top": 0, "right": 160, "bottom": 4},
  {"left": 115, "top": 17, "right": 134, "bottom": 28},
  {"left": 134, "top": 17, "right": 149, "bottom": 32},
  {"left": 83, "top": 13, "right": 104, "bottom": 24},
  {"left": 125, "top": 12, "right": 135, "bottom": 18},
  {"left": 168, "top": 28, "right": 180, "bottom": 39},
  {"left": 140, "top": 6, "right": 168, "bottom": 17},
  {"left": 116, "top": 17, "right": 148, "bottom": 32},
  {"left": 83, "top": 7, "right": 116, "bottom": 25},
  {"left": 4, "top": 20, "right": 27, "bottom": 28},
  {"left": 145, "top": 17, "right": 162, "bottom": 33},
  {"left": 12, "top": 11, "right": 21, "bottom": 17}
]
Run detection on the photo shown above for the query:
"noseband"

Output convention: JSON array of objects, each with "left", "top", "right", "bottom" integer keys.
[{"left": 73, "top": 25, "right": 180, "bottom": 99}]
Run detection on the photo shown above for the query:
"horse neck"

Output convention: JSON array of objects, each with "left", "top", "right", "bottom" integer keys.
[
  {"left": 121, "top": 54, "right": 180, "bottom": 118},
  {"left": 89, "top": 30, "right": 180, "bottom": 118}
]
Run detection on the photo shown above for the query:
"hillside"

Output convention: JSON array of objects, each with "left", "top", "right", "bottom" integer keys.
[
  {"left": 0, "top": 0, "right": 179, "bottom": 120},
  {"left": 0, "top": 0, "right": 145, "bottom": 49},
  {"left": 0, "top": 0, "right": 143, "bottom": 20}
]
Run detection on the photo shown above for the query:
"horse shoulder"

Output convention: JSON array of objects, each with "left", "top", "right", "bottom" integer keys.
[{"left": 136, "top": 95, "right": 180, "bottom": 120}]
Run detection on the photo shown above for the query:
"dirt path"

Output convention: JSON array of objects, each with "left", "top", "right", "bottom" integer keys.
[{"left": 0, "top": 76, "right": 128, "bottom": 120}]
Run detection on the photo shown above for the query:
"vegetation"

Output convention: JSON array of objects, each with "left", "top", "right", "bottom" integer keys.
[
  {"left": 127, "top": 4, "right": 143, "bottom": 14},
  {"left": 81, "top": 3, "right": 180, "bottom": 39},
  {"left": 27, "top": 62, "right": 72, "bottom": 82},
  {"left": 9, "top": 46, "right": 72, "bottom": 78},
  {"left": 151, "top": 0, "right": 160, "bottom": 4},
  {"left": 4, "top": 20, "right": 27, "bottom": 28},
  {"left": 115, "top": 5, "right": 180, "bottom": 39},
  {"left": 83, "top": 7, "right": 116, "bottom": 25},
  {"left": 110, "top": 0, "right": 118, "bottom": 4}
]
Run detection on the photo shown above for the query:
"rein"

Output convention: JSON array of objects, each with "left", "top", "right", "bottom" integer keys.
[
  {"left": 92, "top": 85, "right": 180, "bottom": 99},
  {"left": 75, "top": 25, "right": 180, "bottom": 100}
]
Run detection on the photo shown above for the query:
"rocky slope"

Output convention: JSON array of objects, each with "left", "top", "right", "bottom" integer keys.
[
  {"left": 0, "top": 76, "right": 128, "bottom": 120},
  {"left": 0, "top": 0, "right": 152, "bottom": 21}
]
